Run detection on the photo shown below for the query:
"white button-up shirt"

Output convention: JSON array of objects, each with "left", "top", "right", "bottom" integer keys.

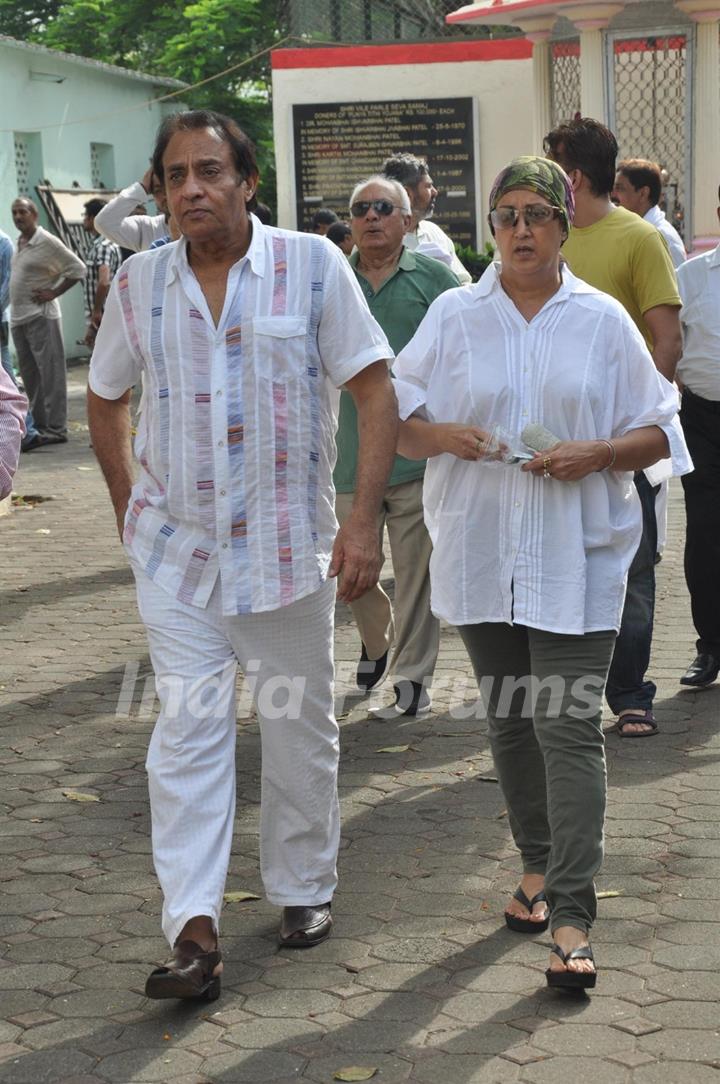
[
  {"left": 404, "top": 220, "right": 472, "bottom": 285},
  {"left": 676, "top": 243, "right": 720, "bottom": 402},
  {"left": 644, "top": 204, "right": 686, "bottom": 270},
  {"left": 9, "top": 227, "right": 86, "bottom": 326},
  {"left": 89, "top": 216, "right": 391, "bottom": 614},
  {"left": 393, "top": 264, "right": 692, "bottom": 635},
  {"left": 95, "top": 181, "right": 168, "bottom": 252}
]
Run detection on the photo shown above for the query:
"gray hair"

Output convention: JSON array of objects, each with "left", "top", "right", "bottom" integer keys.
[{"left": 349, "top": 175, "right": 411, "bottom": 215}]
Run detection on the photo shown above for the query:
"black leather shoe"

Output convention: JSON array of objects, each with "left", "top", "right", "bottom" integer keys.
[
  {"left": 145, "top": 939, "right": 222, "bottom": 1001},
  {"left": 370, "top": 680, "right": 431, "bottom": 719},
  {"left": 20, "top": 434, "right": 48, "bottom": 452},
  {"left": 278, "top": 903, "right": 332, "bottom": 948},
  {"left": 680, "top": 653, "right": 720, "bottom": 688},
  {"left": 356, "top": 644, "right": 389, "bottom": 692}
]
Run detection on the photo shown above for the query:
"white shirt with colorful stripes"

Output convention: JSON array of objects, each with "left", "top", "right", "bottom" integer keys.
[{"left": 89, "top": 215, "right": 392, "bottom": 615}]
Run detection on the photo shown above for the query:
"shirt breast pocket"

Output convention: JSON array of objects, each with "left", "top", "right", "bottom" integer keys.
[{"left": 252, "top": 316, "right": 309, "bottom": 382}]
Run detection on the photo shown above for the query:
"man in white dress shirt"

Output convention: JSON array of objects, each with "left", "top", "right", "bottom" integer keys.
[
  {"left": 95, "top": 165, "right": 170, "bottom": 251},
  {"left": 87, "top": 109, "right": 397, "bottom": 1002},
  {"left": 612, "top": 158, "right": 686, "bottom": 565},
  {"left": 612, "top": 158, "right": 686, "bottom": 270},
  {"left": 676, "top": 187, "right": 720, "bottom": 688},
  {"left": 381, "top": 152, "right": 472, "bottom": 285}
]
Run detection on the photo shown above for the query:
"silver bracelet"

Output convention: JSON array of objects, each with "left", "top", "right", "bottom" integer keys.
[{"left": 597, "top": 439, "right": 616, "bottom": 470}]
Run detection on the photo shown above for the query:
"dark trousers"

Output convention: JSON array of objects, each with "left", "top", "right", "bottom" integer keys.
[
  {"left": 11, "top": 316, "right": 67, "bottom": 438},
  {"left": 680, "top": 388, "right": 720, "bottom": 659},
  {"left": 605, "top": 473, "right": 658, "bottom": 715}
]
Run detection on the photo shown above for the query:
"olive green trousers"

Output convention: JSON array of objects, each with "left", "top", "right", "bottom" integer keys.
[{"left": 458, "top": 622, "right": 616, "bottom": 933}]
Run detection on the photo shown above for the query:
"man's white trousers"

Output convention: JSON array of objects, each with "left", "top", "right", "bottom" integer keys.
[{"left": 132, "top": 566, "right": 340, "bottom": 947}]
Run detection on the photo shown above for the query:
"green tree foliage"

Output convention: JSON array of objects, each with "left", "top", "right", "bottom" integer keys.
[
  {"left": 0, "top": 0, "right": 284, "bottom": 212},
  {"left": 0, "top": 1, "right": 63, "bottom": 38}
]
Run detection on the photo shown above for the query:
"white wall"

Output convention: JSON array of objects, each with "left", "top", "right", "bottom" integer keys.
[
  {"left": 0, "top": 42, "right": 183, "bottom": 355},
  {"left": 272, "top": 53, "right": 534, "bottom": 246}
]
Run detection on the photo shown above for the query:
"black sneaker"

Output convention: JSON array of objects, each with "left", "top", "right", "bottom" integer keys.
[{"left": 356, "top": 645, "right": 389, "bottom": 692}]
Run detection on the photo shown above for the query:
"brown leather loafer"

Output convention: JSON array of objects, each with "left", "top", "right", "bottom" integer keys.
[
  {"left": 145, "top": 939, "right": 222, "bottom": 1001},
  {"left": 278, "top": 903, "right": 332, "bottom": 948}
]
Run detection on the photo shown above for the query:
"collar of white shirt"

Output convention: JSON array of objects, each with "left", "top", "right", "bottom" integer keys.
[
  {"left": 165, "top": 213, "right": 268, "bottom": 284},
  {"left": 18, "top": 227, "right": 44, "bottom": 249},
  {"left": 643, "top": 204, "right": 666, "bottom": 229},
  {"left": 475, "top": 259, "right": 592, "bottom": 307},
  {"left": 707, "top": 242, "right": 720, "bottom": 269}
]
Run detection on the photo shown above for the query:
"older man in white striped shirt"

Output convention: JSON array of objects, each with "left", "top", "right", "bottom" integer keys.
[
  {"left": 88, "top": 110, "right": 397, "bottom": 1002},
  {"left": 0, "top": 364, "right": 25, "bottom": 498}
]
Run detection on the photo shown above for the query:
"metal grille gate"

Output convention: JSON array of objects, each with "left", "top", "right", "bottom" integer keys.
[
  {"left": 551, "top": 40, "right": 581, "bottom": 125},
  {"left": 607, "top": 31, "right": 691, "bottom": 241}
]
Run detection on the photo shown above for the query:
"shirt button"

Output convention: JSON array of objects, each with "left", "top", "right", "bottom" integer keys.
[
  {"left": 222, "top": 542, "right": 228, "bottom": 549},
  {"left": 515, "top": 501, "right": 521, "bottom": 508},
  {"left": 216, "top": 389, "right": 223, "bottom": 397},
  {"left": 219, "top": 489, "right": 226, "bottom": 496},
  {"left": 217, "top": 439, "right": 224, "bottom": 447}
]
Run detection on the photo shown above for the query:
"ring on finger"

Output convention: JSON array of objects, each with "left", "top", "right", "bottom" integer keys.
[{"left": 543, "top": 456, "right": 552, "bottom": 479}]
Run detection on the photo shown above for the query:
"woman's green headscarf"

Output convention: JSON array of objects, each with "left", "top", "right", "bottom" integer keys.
[{"left": 488, "top": 156, "right": 575, "bottom": 234}]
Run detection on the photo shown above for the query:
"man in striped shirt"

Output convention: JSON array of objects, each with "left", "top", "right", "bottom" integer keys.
[
  {"left": 82, "top": 199, "right": 121, "bottom": 350},
  {"left": 0, "top": 363, "right": 26, "bottom": 498},
  {"left": 88, "top": 110, "right": 397, "bottom": 1002}
]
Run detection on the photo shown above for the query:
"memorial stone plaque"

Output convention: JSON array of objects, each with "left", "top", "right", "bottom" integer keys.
[{"left": 293, "top": 97, "right": 477, "bottom": 247}]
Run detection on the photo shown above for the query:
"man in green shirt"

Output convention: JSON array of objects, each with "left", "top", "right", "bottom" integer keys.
[{"left": 334, "top": 175, "right": 459, "bottom": 718}]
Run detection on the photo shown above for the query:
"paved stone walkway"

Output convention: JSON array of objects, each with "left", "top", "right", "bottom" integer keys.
[{"left": 2, "top": 364, "right": 719, "bottom": 1084}]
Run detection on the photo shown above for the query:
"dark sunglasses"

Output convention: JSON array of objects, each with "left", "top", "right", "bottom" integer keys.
[
  {"left": 350, "top": 199, "right": 404, "bottom": 218},
  {"left": 490, "top": 204, "right": 562, "bottom": 229}
]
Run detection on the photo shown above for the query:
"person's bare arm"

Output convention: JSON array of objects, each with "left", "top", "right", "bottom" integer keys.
[
  {"left": 91, "top": 265, "right": 112, "bottom": 325},
  {"left": 398, "top": 416, "right": 491, "bottom": 460},
  {"left": 328, "top": 361, "right": 397, "bottom": 602},
  {"left": 32, "top": 276, "right": 83, "bottom": 304},
  {"left": 521, "top": 426, "right": 670, "bottom": 482},
  {"left": 644, "top": 304, "right": 682, "bottom": 383},
  {"left": 87, "top": 388, "right": 134, "bottom": 539}
]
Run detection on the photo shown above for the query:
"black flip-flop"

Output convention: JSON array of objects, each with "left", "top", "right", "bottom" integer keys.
[
  {"left": 616, "top": 709, "right": 658, "bottom": 738},
  {"left": 504, "top": 886, "right": 550, "bottom": 933},
  {"left": 545, "top": 943, "right": 596, "bottom": 990}
]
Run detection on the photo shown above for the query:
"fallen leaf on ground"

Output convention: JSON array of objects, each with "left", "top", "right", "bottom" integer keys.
[
  {"left": 12, "top": 494, "right": 54, "bottom": 507},
  {"left": 376, "top": 744, "right": 411, "bottom": 754},
  {"left": 223, "top": 890, "right": 261, "bottom": 903},
  {"left": 496, "top": 808, "right": 508, "bottom": 819},
  {"left": 476, "top": 776, "right": 498, "bottom": 783},
  {"left": 333, "top": 1069, "right": 378, "bottom": 1082},
  {"left": 597, "top": 890, "right": 622, "bottom": 899},
  {"left": 62, "top": 790, "right": 100, "bottom": 803},
  {"left": 35, "top": 528, "right": 51, "bottom": 535},
  {"left": 77, "top": 466, "right": 95, "bottom": 472}
]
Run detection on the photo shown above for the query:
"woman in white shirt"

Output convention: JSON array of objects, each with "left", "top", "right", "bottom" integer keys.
[{"left": 393, "top": 156, "right": 691, "bottom": 991}]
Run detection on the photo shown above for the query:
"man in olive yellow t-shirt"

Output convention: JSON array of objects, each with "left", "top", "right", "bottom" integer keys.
[{"left": 545, "top": 118, "right": 682, "bottom": 738}]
